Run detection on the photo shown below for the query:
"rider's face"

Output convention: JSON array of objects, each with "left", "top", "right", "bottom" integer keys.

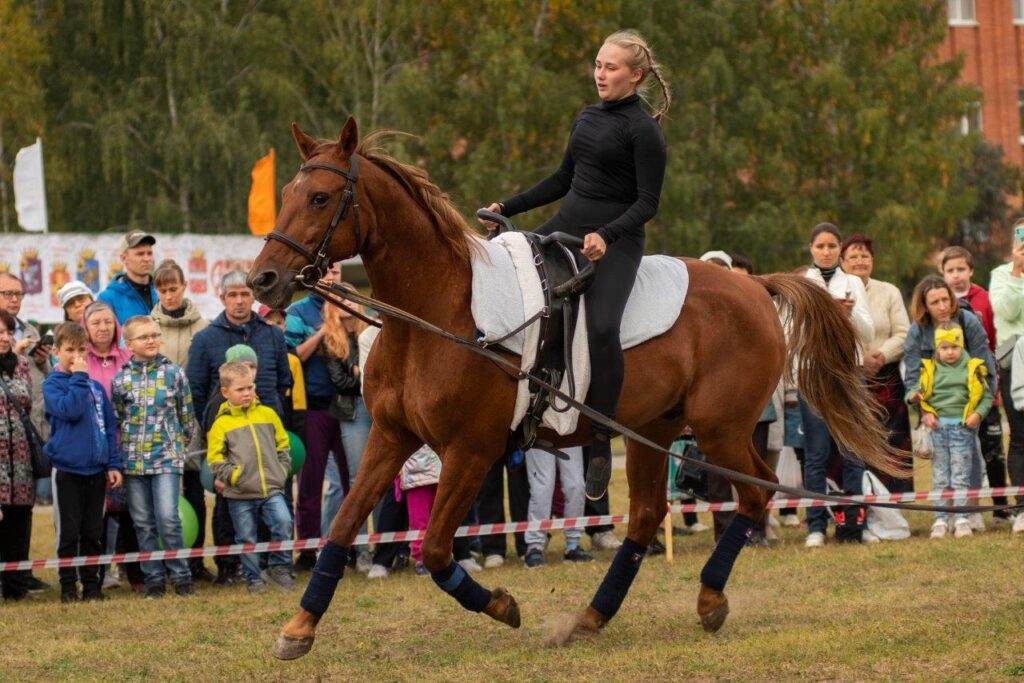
[{"left": 594, "top": 43, "right": 642, "bottom": 102}]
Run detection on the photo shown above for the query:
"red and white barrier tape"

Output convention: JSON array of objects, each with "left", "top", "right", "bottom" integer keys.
[
  {"left": 672, "top": 485, "right": 1024, "bottom": 514},
  {"left": 4, "top": 486, "right": 1021, "bottom": 573},
  {"left": 0, "top": 515, "right": 629, "bottom": 573}
]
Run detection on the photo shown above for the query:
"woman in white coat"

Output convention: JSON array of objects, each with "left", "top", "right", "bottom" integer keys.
[{"left": 800, "top": 223, "right": 873, "bottom": 547}]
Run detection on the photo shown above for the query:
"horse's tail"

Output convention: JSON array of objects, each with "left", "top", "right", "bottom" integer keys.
[{"left": 757, "top": 273, "right": 908, "bottom": 477}]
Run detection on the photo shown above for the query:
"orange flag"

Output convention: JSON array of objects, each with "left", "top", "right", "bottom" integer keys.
[{"left": 247, "top": 148, "right": 276, "bottom": 236}]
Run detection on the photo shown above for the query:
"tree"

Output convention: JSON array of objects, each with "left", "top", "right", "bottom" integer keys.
[{"left": 0, "top": 0, "right": 47, "bottom": 233}]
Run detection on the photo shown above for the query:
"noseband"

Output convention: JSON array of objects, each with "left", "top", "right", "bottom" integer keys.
[{"left": 265, "top": 154, "right": 361, "bottom": 284}]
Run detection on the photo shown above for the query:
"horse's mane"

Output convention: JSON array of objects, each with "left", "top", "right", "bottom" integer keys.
[{"left": 351, "top": 130, "right": 481, "bottom": 267}]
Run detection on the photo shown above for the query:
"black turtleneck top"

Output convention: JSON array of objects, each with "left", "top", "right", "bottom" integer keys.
[{"left": 500, "top": 94, "right": 666, "bottom": 246}]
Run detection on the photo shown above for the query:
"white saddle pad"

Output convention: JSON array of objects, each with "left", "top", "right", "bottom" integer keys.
[{"left": 470, "top": 233, "right": 689, "bottom": 435}]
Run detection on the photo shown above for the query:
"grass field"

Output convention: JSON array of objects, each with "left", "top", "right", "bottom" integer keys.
[{"left": 3, "top": 466, "right": 1024, "bottom": 682}]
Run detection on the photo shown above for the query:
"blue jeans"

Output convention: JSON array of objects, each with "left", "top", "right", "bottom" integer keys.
[
  {"left": 799, "top": 397, "right": 865, "bottom": 534},
  {"left": 322, "top": 397, "right": 372, "bottom": 544},
  {"left": 227, "top": 493, "right": 294, "bottom": 583},
  {"left": 126, "top": 473, "right": 191, "bottom": 586},
  {"left": 931, "top": 424, "right": 974, "bottom": 523}
]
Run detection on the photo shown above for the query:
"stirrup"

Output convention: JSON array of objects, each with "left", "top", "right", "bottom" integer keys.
[
  {"left": 586, "top": 432, "right": 613, "bottom": 500},
  {"left": 585, "top": 456, "right": 612, "bottom": 501}
]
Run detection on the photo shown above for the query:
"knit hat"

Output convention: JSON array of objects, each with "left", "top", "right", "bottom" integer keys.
[
  {"left": 225, "top": 344, "right": 258, "bottom": 364},
  {"left": 935, "top": 326, "right": 964, "bottom": 348},
  {"left": 699, "top": 250, "right": 733, "bottom": 268},
  {"left": 57, "top": 281, "right": 94, "bottom": 309}
]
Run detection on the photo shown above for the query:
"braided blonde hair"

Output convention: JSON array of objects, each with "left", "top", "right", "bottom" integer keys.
[{"left": 602, "top": 30, "right": 671, "bottom": 123}]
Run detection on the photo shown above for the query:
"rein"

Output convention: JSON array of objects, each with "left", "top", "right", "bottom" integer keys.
[
  {"left": 263, "top": 152, "right": 1021, "bottom": 516},
  {"left": 306, "top": 278, "right": 1023, "bottom": 517}
]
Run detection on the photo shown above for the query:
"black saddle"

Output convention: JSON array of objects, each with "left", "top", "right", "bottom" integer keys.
[{"left": 477, "top": 210, "right": 595, "bottom": 458}]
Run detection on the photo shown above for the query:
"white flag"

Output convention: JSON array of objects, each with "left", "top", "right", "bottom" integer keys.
[{"left": 13, "top": 138, "right": 48, "bottom": 233}]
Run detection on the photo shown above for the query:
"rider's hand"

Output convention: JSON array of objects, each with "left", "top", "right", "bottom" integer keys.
[
  {"left": 964, "top": 412, "right": 982, "bottom": 429},
  {"left": 922, "top": 413, "right": 939, "bottom": 430},
  {"left": 582, "top": 233, "right": 607, "bottom": 261},
  {"left": 477, "top": 203, "right": 502, "bottom": 232}
]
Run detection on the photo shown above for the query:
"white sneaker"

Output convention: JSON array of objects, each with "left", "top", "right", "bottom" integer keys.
[
  {"left": 355, "top": 550, "right": 373, "bottom": 574},
  {"left": 930, "top": 520, "right": 948, "bottom": 539},
  {"left": 458, "top": 558, "right": 483, "bottom": 573},
  {"left": 953, "top": 520, "right": 973, "bottom": 538},
  {"left": 781, "top": 514, "right": 801, "bottom": 528},
  {"left": 687, "top": 522, "right": 711, "bottom": 533},
  {"left": 861, "top": 529, "right": 881, "bottom": 544},
  {"left": 805, "top": 531, "right": 826, "bottom": 547},
  {"left": 590, "top": 530, "right": 623, "bottom": 550},
  {"left": 483, "top": 554, "right": 505, "bottom": 569},
  {"left": 367, "top": 564, "right": 388, "bottom": 580},
  {"left": 1013, "top": 514, "right": 1024, "bottom": 535},
  {"left": 968, "top": 513, "right": 985, "bottom": 532}
]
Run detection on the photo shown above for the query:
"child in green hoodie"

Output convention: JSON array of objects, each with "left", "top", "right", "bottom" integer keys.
[{"left": 907, "top": 321, "right": 993, "bottom": 539}]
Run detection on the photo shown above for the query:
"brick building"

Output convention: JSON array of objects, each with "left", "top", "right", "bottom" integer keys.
[{"left": 941, "top": 0, "right": 1024, "bottom": 166}]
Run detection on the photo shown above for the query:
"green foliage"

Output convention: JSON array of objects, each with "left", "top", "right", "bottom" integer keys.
[{"left": 0, "top": 0, "right": 1017, "bottom": 281}]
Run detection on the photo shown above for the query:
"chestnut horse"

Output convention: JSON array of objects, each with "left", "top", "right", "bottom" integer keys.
[{"left": 249, "top": 119, "right": 901, "bottom": 659}]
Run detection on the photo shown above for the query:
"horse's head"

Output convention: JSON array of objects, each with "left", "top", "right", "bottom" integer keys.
[{"left": 249, "top": 118, "right": 365, "bottom": 309}]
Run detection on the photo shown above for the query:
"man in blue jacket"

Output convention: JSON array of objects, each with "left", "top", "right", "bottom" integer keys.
[
  {"left": 186, "top": 271, "right": 291, "bottom": 425},
  {"left": 43, "top": 322, "right": 123, "bottom": 603},
  {"left": 97, "top": 231, "right": 158, "bottom": 324}
]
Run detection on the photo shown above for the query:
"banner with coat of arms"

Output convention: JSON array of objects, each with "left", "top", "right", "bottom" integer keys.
[{"left": 0, "top": 233, "right": 269, "bottom": 324}]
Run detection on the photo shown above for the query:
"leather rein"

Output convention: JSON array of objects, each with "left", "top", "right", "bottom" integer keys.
[{"left": 263, "top": 156, "right": 1023, "bottom": 517}]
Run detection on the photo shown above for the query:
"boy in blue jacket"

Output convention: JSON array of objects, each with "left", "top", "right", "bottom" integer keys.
[{"left": 43, "top": 322, "right": 123, "bottom": 603}]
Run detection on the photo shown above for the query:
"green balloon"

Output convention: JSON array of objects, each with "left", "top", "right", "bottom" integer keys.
[
  {"left": 158, "top": 496, "right": 199, "bottom": 549},
  {"left": 288, "top": 430, "right": 306, "bottom": 476},
  {"left": 199, "top": 457, "right": 215, "bottom": 494}
]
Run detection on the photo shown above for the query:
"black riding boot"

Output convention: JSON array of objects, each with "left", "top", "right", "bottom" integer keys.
[{"left": 585, "top": 428, "right": 614, "bottom": 501}]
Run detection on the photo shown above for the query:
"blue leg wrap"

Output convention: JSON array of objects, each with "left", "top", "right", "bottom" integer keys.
[
  {"left": 589, "top": 538, "right": 647, "bottom": 620},
  {"left": 299, "top": 542, "right": 350, "bottom": 617},
  {"left": 699, "top": 513, "right": 754, "bottom": 592},
  {"left": 431, "top": 560, "right": 492, "bottom": 612}
]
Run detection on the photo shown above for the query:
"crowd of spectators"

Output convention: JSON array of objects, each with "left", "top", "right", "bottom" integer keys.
[{"left": 1, "top": 223, "right": 1023, "bottom": 603}]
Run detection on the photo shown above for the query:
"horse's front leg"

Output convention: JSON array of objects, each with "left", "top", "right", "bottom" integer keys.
[
  {"left": 419, "top": 447, "right": 521, "bottom": 629},
  {"left": 272, "top": 425, "right": 418, "bottom": 660}
]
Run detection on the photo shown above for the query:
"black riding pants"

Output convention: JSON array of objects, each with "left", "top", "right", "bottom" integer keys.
[{"left": 535, "top": 194, "right": 643, "bottom": 426}]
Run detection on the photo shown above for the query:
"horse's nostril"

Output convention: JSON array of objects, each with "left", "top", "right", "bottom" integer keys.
[{"left": 250, "top": 269, "right": 278, "bottom": 292}]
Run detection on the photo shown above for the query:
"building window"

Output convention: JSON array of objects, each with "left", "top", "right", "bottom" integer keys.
[
  {"left": 1015, "top": 0, "right": 1024, "bottom": 24},
  {"left": 1019, "top": 89, "right": 1024, "bottom": 143},
  {"left": 960, "top": 102, "right": 982, "bottom": 135},
  {"left": 947, "top": 0, "right": 977, "bottom": 25}
]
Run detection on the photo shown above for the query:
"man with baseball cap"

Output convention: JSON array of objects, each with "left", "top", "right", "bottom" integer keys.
[{"left": 97, "top": 230, "right": 158, "bottom": 323}]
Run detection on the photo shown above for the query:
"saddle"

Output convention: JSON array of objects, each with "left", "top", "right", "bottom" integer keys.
[{"left": 479, "top": 210, "right": 594, "bottom": 457}]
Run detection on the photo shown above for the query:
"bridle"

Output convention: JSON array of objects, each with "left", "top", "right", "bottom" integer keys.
[{"left": 265, "top": 153, "right": 362, "bottom": 285}]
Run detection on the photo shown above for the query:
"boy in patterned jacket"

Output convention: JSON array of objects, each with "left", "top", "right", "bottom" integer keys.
[{"left": 112, "top": 315, "right": 196, "bottom": 599}]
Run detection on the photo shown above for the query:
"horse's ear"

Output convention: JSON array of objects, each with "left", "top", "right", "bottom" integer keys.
[
  {"left": 339, "top": 117, "right": 359, "bottom": 157},
  {"left": 292, "top": 122, "right": 319, "bottom": 161}
]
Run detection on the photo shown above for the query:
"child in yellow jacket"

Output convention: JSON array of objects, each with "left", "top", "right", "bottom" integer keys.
[{"left": 207, "top": 361, "right": 294, "bottom": 593}]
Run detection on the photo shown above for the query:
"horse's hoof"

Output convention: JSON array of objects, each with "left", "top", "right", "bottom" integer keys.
[
  {"left": 271, "top": 634, "right": 315, "bottom": 660},
  {"left": 699, "top": 595, "right": 730, "bottom": 633},
  {"left": 545, "top": 608, "right": 603, "bottom": 647},
  {"left": 484, "top": 587, "right": 521, "bottom": 629}
]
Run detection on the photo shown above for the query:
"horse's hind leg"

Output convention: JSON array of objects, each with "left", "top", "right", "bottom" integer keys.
[
  {"left": 549, "top": 420, "right": 674, "bottom": 646},
  {"left": 272, "top": 426, "right": 419, "bottom": 660},
  {"left": 694, "top": 435, "right": 775, "bottom": 634},
  {"left": 419, "top": 445, "right": 522, "bottom": 629}
]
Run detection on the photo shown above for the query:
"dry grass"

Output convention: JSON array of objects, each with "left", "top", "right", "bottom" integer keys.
[{"left": 3, "top": 467, "right": 1024, "bottom": 682}]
